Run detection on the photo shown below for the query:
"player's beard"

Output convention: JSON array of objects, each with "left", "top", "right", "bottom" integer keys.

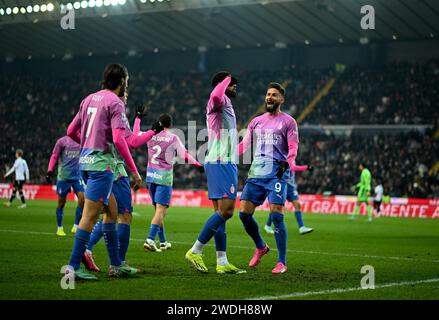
[
  {"left": 118, "top": 85, "right": 127, "bottom": 97},
  {"left": 265, "top": 102, "right": 280, "bottom": 113},
  {"left": 225, "top": 88, "right": 237, "bottom": 98}
]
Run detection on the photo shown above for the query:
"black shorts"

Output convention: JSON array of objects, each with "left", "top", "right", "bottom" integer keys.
[
  {"left": 373, "top": 200, "right": 382, "bottom": 210},
  {"left": 13, "top": 180, "right": 25, "bottom": 190}
]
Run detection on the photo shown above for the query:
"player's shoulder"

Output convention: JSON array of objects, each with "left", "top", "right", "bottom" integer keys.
[{"left": 281, "top": 112, "right": 296, "bottom": 123}]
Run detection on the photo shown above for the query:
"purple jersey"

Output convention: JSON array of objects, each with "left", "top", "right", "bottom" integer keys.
[
  {"left": 247, "top": 112, "right": 299, "bottom": 179},
  {"left": 52, "top": 136, "right": 81, "bottom": 181},
  {"left": 70, "top": 89, "right": 127, "bottom": 172},
  {"left": 146, "top": 130, "right": 188, "bottom": 186}
]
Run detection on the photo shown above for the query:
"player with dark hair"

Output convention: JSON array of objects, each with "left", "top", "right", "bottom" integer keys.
[
  {"left": 373, "top": 178, "right": 384, "bottom": 217},
  {"left": 238, "top": 82, "right": 301, "bottom": 274},
  {"left": 46, "top": 136, "right": 85, "bottom": 236},
  {"left": 185, "top": 71, "right": 245, "bottom": 274},
  {"left": 80, "top": 91, "right": 163, "bottom": 273},
  {"left": 143, "top": 113, "right": 203, "bottom": 252},
  {"left": 349, "top": 162, "right": 373, "bottom": 222},
  {"left": 3, "top": 149, "right": 29, "bottom": 209},
  {"left": 63, "top": 63, "right": 144, "bottom": 280}
]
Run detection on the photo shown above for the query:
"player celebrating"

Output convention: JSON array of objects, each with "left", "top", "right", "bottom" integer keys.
[
  {"left": 3, "top": 149, "right": 29, "bottom": 209},
  {"left": 264, "top": 165, "right": 314, "bottom": 235},
  {"left": 185, "top": 72, "right": 245, "bottom": 274},
  {"left": 143, "top": 114, "right": 203, "bottom": 252},
  {"left": 46, "top": 135, "right": 85, "bottom": 236},
  {"left": 81, "top": 94, "right": 162, "bottom": 273},
  {"left": 63, "top": 64, "right": 143, "bottom": 280},
  {"left": 238, "top": 82, "right": 300, "bottom": 274},
  {"left": 349, "top": 162, "right": 373, "bottom": 222}
]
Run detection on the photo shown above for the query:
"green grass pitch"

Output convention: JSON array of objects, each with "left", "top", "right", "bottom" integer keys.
[{"left": 0, "top": 200, "right": 438, "bottom": 300}]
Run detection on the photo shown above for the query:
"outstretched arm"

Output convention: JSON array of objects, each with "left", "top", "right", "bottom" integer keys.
[{"left": 175, "top": 136, "right": 201, "bottom": 167}]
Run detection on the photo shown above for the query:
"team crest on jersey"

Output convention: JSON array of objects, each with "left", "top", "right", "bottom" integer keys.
[{"left": 230, "top": 184, "right": 235, "bottom": 194}]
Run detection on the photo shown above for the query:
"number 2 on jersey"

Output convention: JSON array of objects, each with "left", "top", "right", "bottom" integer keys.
[
  {"left": 151, "top": 145, "right": 162, "bottom": 164},
  {"left": 85, "top": 107, "right": 98, "bottom": 138}
]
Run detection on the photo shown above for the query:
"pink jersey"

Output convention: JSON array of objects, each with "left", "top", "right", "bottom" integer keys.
[
  {"left": 146, "top": 130, "right": 199, "bottom": 186},
  {"left": 70, "top": 89, "right": 127, "bottom": 172},
  {"left": 239, "top": 112, "right": 299, "bottom": 179}
]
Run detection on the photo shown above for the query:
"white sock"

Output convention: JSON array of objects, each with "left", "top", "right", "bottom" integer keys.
[
  {"left": 216, "top": 251, "right": 228, "bottom": 266},
  {"left": 191, "top": 240, "right": 205, "bottom": 254},
  {"left": 73, "top": 224, "right": 78, "bottom": 228},
  {"left": 57, "top": 226, "right": 63, "bottom": 230}
]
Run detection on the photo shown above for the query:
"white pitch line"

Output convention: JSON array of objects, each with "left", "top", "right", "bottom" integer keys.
[
  {"left": 0, "top": 229, "right": 438, "bottom": 264},
  {"left": 246, "top": 278, "right": 439, "bottom": 300}
]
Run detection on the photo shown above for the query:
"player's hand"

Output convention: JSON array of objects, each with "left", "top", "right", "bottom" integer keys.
[
  {"left": 136, "top": 104, "right": 148, "bottom": 119},
  {"left": 132, "top": 172, "right": 142, "bottom": 190},
  {"left": 307, "top": 165, "right": 314, "bottom": 172},
  {"left": 276, "top": 161, "right": 289, "bottom": 179},
  {"left": 151, "top": 121, "right": 164, "bottom": 134},
  {"left": 46, "top": 171, "right": 53, "bottom": 184},
  {"left": 197, "top": 166, "right": 205, "bottom": 174}
]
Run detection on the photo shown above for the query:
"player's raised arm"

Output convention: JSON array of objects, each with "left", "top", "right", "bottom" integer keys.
[
  {"left": 209, "top": 75, "right": 231, "bottom": 110},
  {"left": 67, "top": 112, "right": 81, "bottom": 144},
  {"left": 127, "top": 112, "right": 163, "bottom": 148}
]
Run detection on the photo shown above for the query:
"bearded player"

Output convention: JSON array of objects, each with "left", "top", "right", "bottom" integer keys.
[
  {"left": 63, "top": 64, "right": 143, "bottom": 280},
  {"left": 238, "top": 82, "right": 301, "bottom": 274}
]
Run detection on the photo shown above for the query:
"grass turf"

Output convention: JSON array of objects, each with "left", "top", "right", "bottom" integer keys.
[{"left": 0, "top": 200, "right": 438, "bottom": 300}]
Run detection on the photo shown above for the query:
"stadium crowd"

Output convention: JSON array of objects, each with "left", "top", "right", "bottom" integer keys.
[{"left": 0, "top": 60, "right": 437, "bottom": 199}]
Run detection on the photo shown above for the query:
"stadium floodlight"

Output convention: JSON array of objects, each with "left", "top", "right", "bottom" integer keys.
[
  {"left": 119, "top": 0, "right": 126, "bottom": 5},
  {"left": 73, "top": 2, "right": 81, "bottom": 9},
  {"left": 41, "top": 4, "right": 47, "bottom": 12},
  {"left": 20, "top": 7, "right": 26, "bottom": 14},
  {"left": 88, "top": 0, "right": 96, "bottom": 8},
  {"left": 0, "top": 8, "right": 4, "bottom": 15},
  {"left": 26, "top": 6, "right": 33, "bottom": 13},
  {"left": 104, "top": 0, "right": 111, "bottom": 6},
  {"left": 140, "top": 0, "right": 147, "bottom": 3},
  {"left": 150, "top": 0, "right": 156, "bottom": 3},
  {"left": 33, "top": 5, "right": 40, "bottom": 12},
  {"left": 12, "top": 7, "right": 19, "bottom": 14},
  {"left": 66, "top": 3, "right": 73, "bottom": 10},
  {"left": 111, "top": 0, "right": 119, "bottom": 6},
  {"left": 47, "top": 3, "right": 54, "bottom": 11},
  {"left": 81, "top": 1, "right": 88, "bottom": 8},
  {"left": 96, "top": 0, "right": 103, "bottom": 7},
  {"left": 6, "top": 7, "right": 11, "bottom": 15}
]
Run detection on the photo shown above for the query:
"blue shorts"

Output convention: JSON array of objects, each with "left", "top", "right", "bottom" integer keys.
[
  {"left": 112, "top": 177, "right": 133, "bottom": 214},
  {"left": 81, "top": 170, "right": 113, "bottom": 205},
  {"left": 241, "top": 178, "right": 287, "bottom": 206},
  {"left": 286, "top": 182, "right": 299, "bottom": 201},
  {"left": 148, "top": 183, "right": 172, "bottom": 207},
  {"left": 204, "top": 162, "right": 238, "bottom": 200},
  {"left": 56, "top": 179, "right": 85, "bottom": 198}
]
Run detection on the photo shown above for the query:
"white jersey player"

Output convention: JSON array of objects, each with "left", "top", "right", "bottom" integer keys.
[{"left": 3, "top": 149, "right": 29, "bottom": 208}]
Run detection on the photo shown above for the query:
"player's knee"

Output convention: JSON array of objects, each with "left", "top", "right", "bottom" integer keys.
[
  {"left": 270, "top": 204, "right": 283, "bottom": 213},
  {"left": 219, "top": 209, "right": 234, "bottom": 219},
  {"left": 118, "top": 213, "right": 132, "bottom": 224},
  {"left": 293, "top": 201, "right": 301, "bottom": 211}
]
